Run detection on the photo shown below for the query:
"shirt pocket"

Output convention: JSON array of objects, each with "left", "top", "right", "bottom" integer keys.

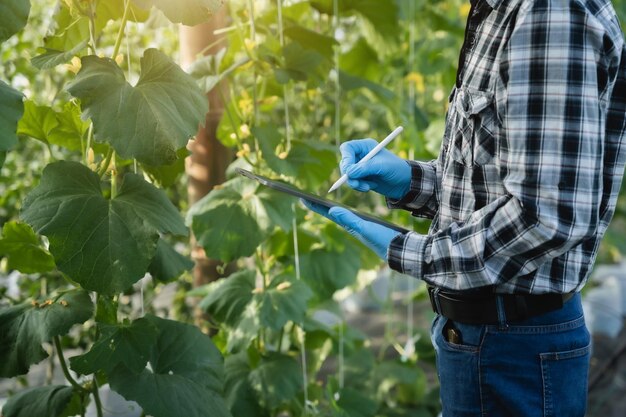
[{"left": 449, "top": 88, "right": 497, "bottom": 167}]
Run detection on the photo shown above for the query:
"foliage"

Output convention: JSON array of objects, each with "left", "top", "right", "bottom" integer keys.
[
  {"left": 183, "top": 0, "right": 461, "bottom": 415},
  {"left": 5, "top": 0, "right": 621, "bottom": 416},
  {"left": 0, "top": 0, "right": 227, "bottom": 416}
]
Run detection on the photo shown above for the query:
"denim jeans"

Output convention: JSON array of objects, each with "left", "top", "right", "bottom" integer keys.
[{"left": 431, "top": 293, "right": 590, "bottom": 417}]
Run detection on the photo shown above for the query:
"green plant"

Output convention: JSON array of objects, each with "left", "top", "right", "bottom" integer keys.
[
  {"left": 183, "top": 0, "right": 464, "bottom": 415},
  {"left": 0, "top": 1, "right": 230, "bottom": 417}
]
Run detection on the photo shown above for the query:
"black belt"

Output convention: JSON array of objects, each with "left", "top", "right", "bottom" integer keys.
[{"left": 427, "top": 286, "right": 575, "bottom": 325}]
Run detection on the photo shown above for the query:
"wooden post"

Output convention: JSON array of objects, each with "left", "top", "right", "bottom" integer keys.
[{"left": 179, "top": 8, "right": 235, "bottom": 292}]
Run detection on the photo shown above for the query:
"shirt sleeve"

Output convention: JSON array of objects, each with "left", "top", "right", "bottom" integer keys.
[
  {"left": 388, "top": 0, "right": 615, "bottom": 291},
  {"left": 385, "top": 160, "right": 439, "bottom": 219}
]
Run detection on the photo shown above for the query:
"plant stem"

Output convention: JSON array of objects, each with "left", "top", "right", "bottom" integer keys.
[
  {"left": 53, "top": 336, "right": 87, "bottom": 393},
  {"left": 276, "top": 0, "right": 291, "bottom": 151},
  {"left": 80, "top": 392, "right": 86, "bottom": 417},
  {"left": 277, "top": 325, "right": 285, "bottom": 353},
  {"left": 333, "top": 0, "right": 342, "bottom": 200},
  {"left": 112, "top": 0, "right": 132, "bottom": 59},
  {"left": 217, "top": 84, "right": 255, "bottom": 167},
  {"left": 92, "top": 376, "right": 104, "bottom": 417},
  {"left": 88, "top": 3, "right": 97, "bottom": 54},
  {"left": 110, "top": 153, "right": 118, "bottom": 199},
  {"left": 98, "top": 148, "right": 113, "bottom": 177},
  {"left": 246, "top": 0, "right": 260, "bottom": 155},
  {"left": 85, "top": 123, "right": 94, "bottom": 165}
]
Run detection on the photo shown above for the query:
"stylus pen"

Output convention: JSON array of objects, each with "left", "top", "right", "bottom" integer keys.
[{"left": 327, "top": 126, "right": 404, "bottom": 194}]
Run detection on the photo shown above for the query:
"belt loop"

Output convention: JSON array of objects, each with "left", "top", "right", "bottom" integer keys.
[
  {"left": 432, "top": 287, "right": 443, "bottom": 315},
  {"left": 495, "top": 295, "right": 508, "bottom": 330}
]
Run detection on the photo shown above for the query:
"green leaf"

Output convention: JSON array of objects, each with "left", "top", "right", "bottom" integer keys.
[
  {"left": 0, "top": 221, "right": 55, "bottom": 273},
  {"left": 256, "top": 273, "right": 313, "bottom": 330},
  {"left": 44, "top": 4, "right": 90, "bottom": 51},
  {"left": 47, "top": 101, "right": 90, "bottom": 151},
  {"left": 334, "top": 387, "right": 379, "bottom": 417},
  {"left": 284, "top": 25, "right": 337, "bottom": 61},
  {"left": 144, "top": 0, "right": 224, "bottom": 26},
  {"left": 0, "top": 0, "right": 30, "bottom": 42},
  {"left": 340, "top": 38, "right": 380, "bottom": 80},
  {"left": 215, "top": 99, "right": 241, "bottom": 147},
  {"left": 252, "top": 125, "right": 336, "bottom": 186},
  {"left": 17, "top": 100, "right": 89, "bottom": 151},
  {"left": 95, "top": 294, "right": 118, "bottom": 325},
  {"left": 248, "top": 352, "right": 303, "bottom": 409},
  {"left": 0, "top": 80, "right": 24, "bottom": 152},
  {"left": 349, "top": 0, "right": 398, "bottom": 41},
  {"left": 141, "top": 147, "right": 189, "bottom": 188},
  {"left": 225, "top": 302, "right": 261, "bottom": 352},
  {"left": 31, "top": 39, "right": 88, "bottom": 70},
  {"left": 2, "top": 385, "right": 74, "bottom": 417},
  {"left": 67, "top": 49, "right": 208, "bottom": 166},
  {"left": 70, "top": 317, "right": 159, "bottom": 375},
  {"left": 95, "top": 0, "right": 150, "bottom": 31},
  {"left": 299, "top": 245, "right": 361, "bottom": 299},
  {"left": 188, "top": 176, "right": 294, "bottom": 261},
  {"left": 198, "top": 269, "right": 256, "bottom": 326},
  {"left": 108, "top": 314, "right": 232, "bottom": 417},
  {"left": 20, "top": 161, "right": 187, "bottom": 294},
  {"left": 339, "top": 70, "right": 395, "bottom": 102},
  {"left": 373, "top": 361, "right": 427, "bottom": 406},
  {"left": 188, "top": 49, "right": 250, "bottom": 94},
  {"left": 223, "top": 352, "right": 268, "bottom": 417},
  {"left": 58, "top": 390, "right": 86, "bottom": 417},
  {"left": 17, "top": 100, "right": 57, "bottom": 143},
  {"left": 191, "top": 203, "right": 263, "bottom": 262},
  {"left": 274, "top": 42, "right": 324, "bottom": 84},
  {"left": 0, "top": 290, "right": 93, "bottom": 377},
  {"left": 148, "top": 239, "right": 194, "bottom": 283}
]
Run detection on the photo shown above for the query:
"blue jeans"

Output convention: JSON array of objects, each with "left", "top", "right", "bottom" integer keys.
[{"left": 431, "top": 293, "right": 590, "bottom": 417}]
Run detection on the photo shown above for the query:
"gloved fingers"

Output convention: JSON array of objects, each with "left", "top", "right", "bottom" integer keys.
[
  {"left": 346, "top": 179, "right": 378, "bottom": 193},
  {"left": 345, "top": 158, "right": 384, "bottom": 180},
  {"left": 327, "top": 207, "right": 364, "bottom": 234},
  {"left": 339, "top": 139, "right": 378, "bottom": 174},
  {"left": 300, "top": 198, "right": 330, "bottom": 217}
]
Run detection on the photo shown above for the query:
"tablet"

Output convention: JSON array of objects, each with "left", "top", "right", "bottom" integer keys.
[{"left": 236, "top": 168, "right": 410, "bottom": 233}]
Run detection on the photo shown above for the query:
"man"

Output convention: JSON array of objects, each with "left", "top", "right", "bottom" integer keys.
[{"left": 304, "top": 0, "right": 626, "bottom": 415}]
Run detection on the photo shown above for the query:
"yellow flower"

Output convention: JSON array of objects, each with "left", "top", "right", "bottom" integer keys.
[
  {"left": 65, "top": 56, "right": 82, "bottom": 74},
  {"left": 115, "top": 54, "right": 124, "bottom": 66},
  {"left": 236, "top": 143, "right": 251, "bottom": 158},
  {"left": 406, "top": 72, "right": 425, "bottom": 94},
  {"left": 238, "top": 91, "right": 253, "bottom": 117},
  {"left": 460, "top": 2, "right": 471, "bottom": 18}
]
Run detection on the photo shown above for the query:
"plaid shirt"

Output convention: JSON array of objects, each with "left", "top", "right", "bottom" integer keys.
[{"left": 388, "top": 0, "right": 626, "bottom": 294}]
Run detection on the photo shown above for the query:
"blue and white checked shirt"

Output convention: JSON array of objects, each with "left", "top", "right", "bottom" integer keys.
[{"left": 388, "top": 0, "right": 626, "bottom": 294}]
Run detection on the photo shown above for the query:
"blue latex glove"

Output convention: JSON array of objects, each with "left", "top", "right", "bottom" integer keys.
[
  {"left": 301, "top": 199, "right": 402, "bottom": 261},
  {"left": 339, "top": 139, "right": 412, "bottom": 200}
]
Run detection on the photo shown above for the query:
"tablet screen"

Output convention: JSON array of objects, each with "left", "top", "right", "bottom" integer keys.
[{"left": 236, "top": 168, "right": 410, "bottom": 233}]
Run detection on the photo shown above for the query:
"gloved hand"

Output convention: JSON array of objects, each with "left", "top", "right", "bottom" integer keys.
[
  {"left": 301, "top": 199, "right": 401, "bottom": 261},
  {"left": 339, "top": 139, "right": 412, "bottom": 200}
]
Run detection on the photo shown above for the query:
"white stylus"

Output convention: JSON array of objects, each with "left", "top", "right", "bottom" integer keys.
[{"left": 327, "top": 126, "right": 404, "bottom": 194}]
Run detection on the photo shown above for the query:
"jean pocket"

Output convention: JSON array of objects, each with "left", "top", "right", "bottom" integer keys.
[
  {"left": 540, "top": 344, "right": 590, "bottom": 417},
  {"left": 439, "top": 318, "right": 484, "bottom": 353}
]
